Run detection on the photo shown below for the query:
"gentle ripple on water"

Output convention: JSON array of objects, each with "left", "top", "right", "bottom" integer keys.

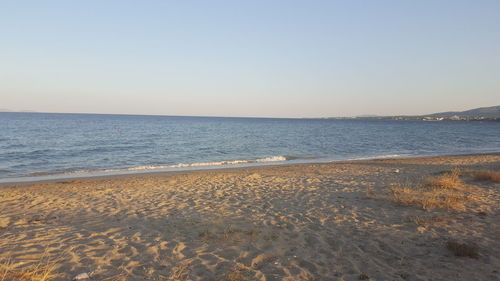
[{"left": 0, "top": 112, "right": 499, "bottom": 181}]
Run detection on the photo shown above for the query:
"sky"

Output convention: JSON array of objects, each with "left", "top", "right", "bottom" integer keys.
[{"left": 1, "top": 0, "right": 499, "bottom": 118}]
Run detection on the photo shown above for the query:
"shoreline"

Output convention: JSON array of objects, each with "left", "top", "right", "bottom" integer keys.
[{"left": 1, "top": 151, "right": 499, "bottom": 188}]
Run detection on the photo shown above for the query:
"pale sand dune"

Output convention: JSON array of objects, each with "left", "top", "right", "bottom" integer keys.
[{"left": 0, "top": 154, "right": 499, "bottom": 280}]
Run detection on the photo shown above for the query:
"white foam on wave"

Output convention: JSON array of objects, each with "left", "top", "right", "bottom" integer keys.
[
  {"left": 256, "top": 156, "right": 287, "bottom": 162},
  {"left": 126, "top": 156, "right": 289, "bottom": 170},
  {"left": 170, "top": 159, "right": 251, "bottom": 168},
  {"left": 7, "top": 156, "right": 292, "bottom": 182},
  {"left": 126, "top": 165, "right": 171, "bottom": 171},
  {"left": 348, "top": 154, "right": 402, "bottom": 161},
  {"left": 374, "top": 154, "right": 401, "bottom": 159}
]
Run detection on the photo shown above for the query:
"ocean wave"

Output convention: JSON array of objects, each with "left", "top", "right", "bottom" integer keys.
[
  {"left": 170, "top": 160, "right": 250, "bottom": 168},
  {"left": 25, "top": 168, "right": 83, "bottom": 177},
  {"left": 26, "top": 171, "right": 60, "bottom": 177},
  {"left": 126, "top": 165, "right": 171, "bottom": 171},
  {"left": 168, "top": 156, "right": 289, "bottom": 169},
  {"left": 256, "top": 156, "right": 287, "bottom": 162},
  {"left": 15, "top": 155, "right": 292, "bottom": 177},
  {"left": 372, "top": 154, "right": 402, "bottom": 159},
  {"left": 348, "top": 154, "right": 402, "bottom": 160}
]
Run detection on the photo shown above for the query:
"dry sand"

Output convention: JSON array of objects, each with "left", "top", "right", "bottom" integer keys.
[{"left": 0, "top": 154, "right": 499, "bottom": 281}]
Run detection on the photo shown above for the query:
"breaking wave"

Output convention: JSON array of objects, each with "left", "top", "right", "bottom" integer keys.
[
  {"left": 131, "top": 156, "right": 289, "bottom": 170},
  {"left": 348, "top": 154, "right": 402, "bottom": 160},
  {"left": 14, "top": 156, "right": 293, "bottom": 177}
]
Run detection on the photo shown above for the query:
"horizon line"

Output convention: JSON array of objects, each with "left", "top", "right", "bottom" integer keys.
[{"left": 1, "top": 105, "right": 498, "bottom": 119}]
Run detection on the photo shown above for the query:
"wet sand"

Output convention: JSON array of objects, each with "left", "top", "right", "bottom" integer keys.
[{"left": 0, "top": 154, "right": 499, "bottom": 280}]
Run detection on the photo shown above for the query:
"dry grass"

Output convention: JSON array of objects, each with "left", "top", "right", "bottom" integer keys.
[
  {"left": 169, "top": 261, "right": 190, "bottom": 281},
  {"left": 425, "top": 169, "right": 464, "bottom": 189},
  {"left": 365, "top": 186, "right": 375, "bottom": 198},
  {"left": 408, "top": 215, "right": 447, "bottom": 226},
  {"left": 390, "top": 170, "right": 473, "bottom": 211},
  {"left": 222, "top": 268, "right": 253, "bottom": 281},
  {"left": 224, "top": 224, "right": 236, "bottom": 239},
  {"left": 358, "top": 273, "right": 370, "bottom": 280},
  {"left": 472, "top": 170, "right": 500, "bottom": 182},
  {"left": 0, "top": 255, "right": 60, "bottom": 281},
  {"left": 390, "top": 186, "right": 469, "bottom": 211},
  {"left": 446, "top": 241, "right": 479, "bottom": 258},
  {"left": 199, "top": 229, "right": 216, "bottom": 241}
]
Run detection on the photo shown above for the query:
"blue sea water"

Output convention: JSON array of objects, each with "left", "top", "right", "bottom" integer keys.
[{"left": 0, "top": 112, "right": 499, "bottom": 182}]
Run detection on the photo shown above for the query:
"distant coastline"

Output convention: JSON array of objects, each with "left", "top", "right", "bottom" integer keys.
[
  {"left": 328, "top": 105, "right": 500, "bottom": 121},
  {"left": 326, "top": 116, "right": 500, "bottom": 122},
  {"left": 1, "top": 105, "right": 499, "bottom": 120}
]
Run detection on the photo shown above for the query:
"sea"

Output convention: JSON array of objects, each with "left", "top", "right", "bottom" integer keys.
[{"left": 1, "top": 112, "right": 499, "bottom": 183}]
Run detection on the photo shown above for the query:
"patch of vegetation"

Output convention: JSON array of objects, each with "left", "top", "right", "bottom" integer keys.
[
  {"left": 391, "top": 186, "right": 469, "bottom": 211},
  {"left": 224, "top": 224, "right": 236, "bottom": 239},
  {"left": 425, "top": 169, "right": 464, "bottom": 190},
  {"left": 0, "top": 256, "right": 60, "bottom": 281},
  {"left": 472, "top": 170, "right": 500, "bottom": 183},
  {"left": 199, "top": 229, "right": 216, "bottom": 241},
  {"left": 358, "top": 273, "right": 370, "bottom": 280},
  {"left": 242, "top": 229, "right": 261, "bottom": 238},
  {"left": 221, "top": 267, "right": 253, "bottom": 281},
  {"left": 408, "top": 215, "right": 447, "bottom": 225},
  {"left": 390, "top": 170, "right": 474, "bottom": 211},
  {"left": 262, "top": 232, "right": 279, "bottom": 241},
  {"left": 169, "top": 261, "right": 190, "bottom": 280},
  {"left": 446, "top": 241, "right": 479, "bottom": 258},
  {"left": 365, "top": 186, "right": 375, "bottom": 198}
]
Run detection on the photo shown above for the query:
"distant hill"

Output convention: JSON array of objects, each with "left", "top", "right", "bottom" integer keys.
[
  {"left": 344, "top": 105, "right": 500, "bottom": 121},
  {"left": 427, "top": 105, "right": 500, "bottom": 118},
  {"left": 0, "top": 109, "right": 38, "bottom": 113},
  {"left": 355, "top": 114, "right": 380, "bottom": 118}
]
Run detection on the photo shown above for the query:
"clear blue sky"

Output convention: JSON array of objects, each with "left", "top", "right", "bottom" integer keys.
[{"left": 1, "top": 0, "right": 499, "bottom": 117}]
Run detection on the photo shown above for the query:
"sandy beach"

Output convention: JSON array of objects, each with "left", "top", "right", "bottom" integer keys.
[{"left": 0, "top": 154, "right": 499, "bottom": 281}]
